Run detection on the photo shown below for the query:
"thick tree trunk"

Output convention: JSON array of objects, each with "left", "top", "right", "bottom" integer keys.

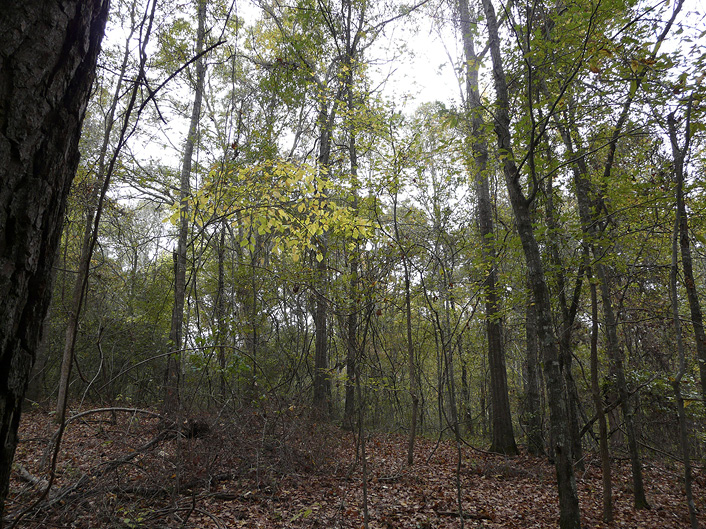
[
  {"left": 165, "top": 0, "right": 207, "bottom": 415},
  {"left": 480, "top": 0, "right": 580, "bottom": 526},
  {"left": 0, "top": 0, "right": 109, "bottom": 522},
  {"left": 458, "top": 0, "right": 517, "bottom": 456}
]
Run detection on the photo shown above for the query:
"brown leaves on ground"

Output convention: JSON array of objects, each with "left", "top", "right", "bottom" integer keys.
[{"left": 7, "top": 407, "right": 703, "bottom": 528}]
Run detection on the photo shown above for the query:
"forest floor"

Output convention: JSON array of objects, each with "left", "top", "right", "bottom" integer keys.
[{"left": 6, "top": 405, "right": 704, "bottom": 528}]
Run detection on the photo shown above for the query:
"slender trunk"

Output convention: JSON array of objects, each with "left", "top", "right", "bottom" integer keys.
[
  {"left": 247, "top": 239, "right": 259, "bottom": 397},
  {"left": 543, "top": 154, "right": 584, "bottom": 468},
  {"left": 343, "top": 61, "right": 358, "bottom": 430},
  {"left": 525, "top": 279, "right": 544, "bottom": 455},
  {"left": 356, "top": 368, "right": 369, "bottom": 529},
  {"left": 669, "top": 194, "right": 698, "bottom": 529},
  {"left": 405, "top": 257, "right": 419, "bottom": 463},
  {"left": 595, "top": 262, "right": 649, "bottom": 508},
  {"left": 216, "top": 226, "right": 227, "bottom": 399},
  {"left": 668, "top": 107, "right": 698, "bottom": 528},
  {"left": 559, "top": 114, "right": 649, "bottom": 510},
  {"left": 344, "top": 270, "right": 357, "bottom": 429},
  {"left": 480, "top": 0, "right": 580, "bottom": 525},
  {"left": 461, "top": 360, "right": 472, "bottom": 435},
  {"left": 392, "top": 187, "right": 419, "bottom": 463},
  {"left": 668, "top": 106, "right": 706, "bottom": 401},
  {"left": 56, "top": 11, "right": 136, "bottom": 419},
  {"left": 458, "top": 0, "right": 516, "bottom": 455},
  {"left": 590, "top": 270, "right": 613, "bottom": 522},
  {"left": 165, "top": 0, "right": 207, "bottom": 415},
  {"left": 0, "top": 0, "right": 109, "bottom": 520},
  {"left": 312, "top": 101, "right": 334, "bottom": 415}
]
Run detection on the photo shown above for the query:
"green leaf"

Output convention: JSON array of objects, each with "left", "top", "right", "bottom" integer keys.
[{"left": 629, "top": 79, "right": 638, "bottom": 98}]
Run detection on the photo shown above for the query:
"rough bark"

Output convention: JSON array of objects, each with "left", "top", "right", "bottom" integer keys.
[
  {"left": 0, "top": 0, "right": 109, "bottom": 522},
  {"left": 165, "top": 0, "right": 207, "bottom": 415},
  {"left": 458, "top": 0, "right": 517, "bottom": 456},
  {"left": 480, "top": 0, "right": 580, "bottom": 525},
  {"left": 543, "top": 156, "right": 584, "bottom": 468}
]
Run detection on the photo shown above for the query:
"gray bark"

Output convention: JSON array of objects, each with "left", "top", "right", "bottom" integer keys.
[
  {"left": 668, "top": 107, "right": 698, "bottom": 529},
  {"left": 668, "top": 105, "right": 706, "bottom": 402},
  {"left": 524, "top": 279, "right": 545, "bottom": 455},
  {"left": 343, "top": 57, "right": 359, "bottom": 431},
  {"left": 0, "top": 0, "right": 109, "bottom": 521},
  {"left": 165, "top": 0, "right": 207, "bottom": 414},
  {"left": 312, "top": 100, "right": 333, "bottom": 415},
  {"left": 458, "top": 0, "right": 517, "bottom": 456},
  {"left": 556, "top": 112, "right": 648, "bottom": 509},
  {"left": 590, "top": 271, "right": 613, "bottom": 522},
  {"left": 480, "top": 0, "right": 580, "bottom": 525}
]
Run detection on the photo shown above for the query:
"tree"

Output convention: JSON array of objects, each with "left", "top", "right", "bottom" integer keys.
[
  {"left": 165, "top": 0, "right": 208, "bottom": 415},
  {"left": 479, "top": 0, "right": 581, "bottom": 526},
  {"left": 55, "top": 0, "right": 139, "bottom": 421},
  {"left": 458, "top": 0, "right": 517, "bottom": 456},
  {"left": 667, "top": 97, "right": 699, "bottom": 529},
  {"left": 0, "top": 0, "right": 109, "bottom": 522}
]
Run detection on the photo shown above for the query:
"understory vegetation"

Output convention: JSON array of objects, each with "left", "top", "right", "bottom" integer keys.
[{"left": 7, "top": 0, "right": 706, "bottom": 526}]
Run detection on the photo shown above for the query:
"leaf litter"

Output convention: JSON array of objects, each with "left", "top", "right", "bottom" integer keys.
[{"left": 6, "top": 407, "right": 703, "bottom": 528}]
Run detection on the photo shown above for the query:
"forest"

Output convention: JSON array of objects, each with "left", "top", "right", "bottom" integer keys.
[{"left": 1, "top": 0, "right": 706, "bottom": 527}]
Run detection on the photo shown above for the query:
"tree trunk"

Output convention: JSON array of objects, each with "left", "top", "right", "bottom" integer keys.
[
  {"left": 0, "top": 0, "right": 109, "bottom": 521},
  {"left": 542, "top": 152, "right": 584, "bottom": 469},
  {"left": 216, "top": 226, "right": 227, "bottom": 399},
  {"left": 165, "top": 0, "right": 207, "bottom": 415},
  {"left": 524, "top": 281, "right": 545, "bottom": 455},
  {"left": 458, "top": 0, "right": 517, "bottom": 456},
  {"left": 312, "top": 101, "right": 334, "bottom": 415},
  {"left": 480, "top": 0, "right": 580, "bottom": 525},
  {"left": 595, "top": 259, "right": 649, "bottom": 509},
  {"left": 558, "top": 113, "right": 649, "bottom": 510},
  {"left": 668, "top": 107, "right": 706, "bottom": 402},
  {"left": 668, "top": 106, "right": 698, "bottom": 528},
  {"left": 56, "top": 10, "right": 136, "bottom": 420},
  {"left": 590, "top": 270, "right": 613, "bottom": 522},
  {"left": 669, "top": 191, "right": 698, "bottom": 529},
  {"left": 343, "top": 59, "right": 359, "bottom": 431}
]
